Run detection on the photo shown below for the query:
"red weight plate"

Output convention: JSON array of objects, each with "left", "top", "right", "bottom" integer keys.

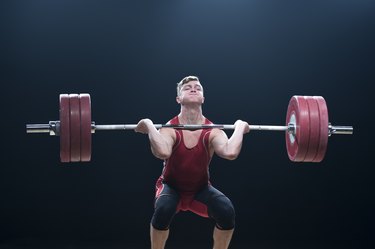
[
  {"left": 313, "top": 96, "right": 329, "bottom": 162},
  {"left": 285, "top": 96, "right": 310, "bottom": 162},
  {"left": 303, "top": 96, "right": 320, "bottom": 162},
  {"left": 69, "top": 94, "right": 81, "bottom": 162},
  {"left": 59, "top": 94, "right": 70, "bottom": 163},
  {"left": 79, "top": 94, "right": 92, "bottom": 162}
]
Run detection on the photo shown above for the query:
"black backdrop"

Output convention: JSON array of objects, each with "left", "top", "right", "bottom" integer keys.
[{"left": 1, "top": 1, "right": 374, "bottom": 248}]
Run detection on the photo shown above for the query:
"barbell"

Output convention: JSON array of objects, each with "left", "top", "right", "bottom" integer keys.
[{"left": 26, "top": 93, "right": 353, "bottom": 163}]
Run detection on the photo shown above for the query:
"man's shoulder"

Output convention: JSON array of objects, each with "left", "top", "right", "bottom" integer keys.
[
  {"left": 204, "top": 117, "right": 213, "bottom": 125},
  {"left": 166, "top": 115, "right": 179, "bottom": 125}
]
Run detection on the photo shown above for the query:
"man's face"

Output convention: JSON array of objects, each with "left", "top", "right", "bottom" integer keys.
[{"left": 176, "top": 80, "right": 205, "bottom": 105}]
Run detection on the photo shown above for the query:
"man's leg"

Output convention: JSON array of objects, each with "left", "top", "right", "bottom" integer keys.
[
  {"left": 151, "top": 183, "right": 180, "bottom": 249},
  {"left": 194, "top": 186, "right": 236, "bottom": 249},
  {"left": 213, "top": 227, "right": 234, "bottom": 249},
  {"left": 150, "top": 224, "right": 169, "bottom": 249}
]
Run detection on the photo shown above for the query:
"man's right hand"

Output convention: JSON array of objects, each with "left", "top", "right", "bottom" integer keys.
[
  {"left": 234, "top": 120, "right": 250, "bottom": 134},
  {"left": 135, "top": 118, "right": 154, "bottom": 134}
]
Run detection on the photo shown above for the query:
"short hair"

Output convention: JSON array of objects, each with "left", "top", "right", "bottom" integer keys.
[{"left": 176, "top": 75, "right": 201, "bottom": 96}]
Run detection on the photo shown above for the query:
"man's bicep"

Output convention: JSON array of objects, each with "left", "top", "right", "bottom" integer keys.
[
  {"left": 210, "top": 129, "right": 229, "bottom": 157},
  {"left": 159, "top": 128, "right": 176, "bottom": 149}
]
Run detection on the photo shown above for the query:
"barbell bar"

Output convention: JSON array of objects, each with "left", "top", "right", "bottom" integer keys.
[
  {"left": 27, "top": 123, "right": 352, "bottom": 134},
  {"left": 27, "top": 123, "right": 293, "bottom": 133},
  {"left": 26, "top": 94, "right": 353, "bottom": 163}
]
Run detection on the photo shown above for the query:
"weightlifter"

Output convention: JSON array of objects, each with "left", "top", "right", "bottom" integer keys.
[{"left": 135, "top": 76, "right": 250, "bottom": 249}]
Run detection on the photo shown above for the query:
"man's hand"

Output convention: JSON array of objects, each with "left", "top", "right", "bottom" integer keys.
[
  {"left": 135, "top": 118, "right": 154, "bottom": 134},
  {"left": 135, "top": 118, "right": 175, "bottom": 159},
  {"left": 234, "top": 120, "right": 250, "bottom": 134}
]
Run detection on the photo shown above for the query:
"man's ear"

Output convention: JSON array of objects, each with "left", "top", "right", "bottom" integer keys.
[
  {"left": 176, "top": 96, "right": 181, "bottom": 104},
  {"left": 202, "top": 96, "right": 205, "bottom": 104}
]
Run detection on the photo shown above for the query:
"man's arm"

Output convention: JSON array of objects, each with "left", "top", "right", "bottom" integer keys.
[
  {"left": 210, "top": 120, "right": 250, "bottom": 160},
  {"left": 135, "top": 118, "right": 175, "bottom": 160}
]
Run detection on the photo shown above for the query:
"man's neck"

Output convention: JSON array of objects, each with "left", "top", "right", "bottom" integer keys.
[{"left": 178, "top": 106, "right": 204, "bottom": 124}]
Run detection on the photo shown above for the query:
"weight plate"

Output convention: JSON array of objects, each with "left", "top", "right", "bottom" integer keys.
[
  {"left": 79, "top": 94, "right": 92, "bottom": 162},
  {"left": 313, "top": 96, "right": 329, "bottom": 162},
  {"left": 285, "top": 96, "right": 310, "bottom": 162},
  {"left": 69, "top": 94, "right": 81, "bottom": 162},
  {"left": 303, "top": 96, "right": 320, "bottom": 162},
  {"left": 59, "top": 94, "right": 70, "bottom": 163}
]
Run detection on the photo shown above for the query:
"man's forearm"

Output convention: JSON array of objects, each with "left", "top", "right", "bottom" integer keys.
[{"left": 225, "top": 129, "right": 245, "bottom": 159}]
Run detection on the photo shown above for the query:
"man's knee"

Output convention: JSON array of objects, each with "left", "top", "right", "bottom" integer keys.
[
  {"left": 151, "top": 195, "right": 179, "bottom": 230},
  {"left": 209, "top": 195, "right": 235, "bottom": 230}
]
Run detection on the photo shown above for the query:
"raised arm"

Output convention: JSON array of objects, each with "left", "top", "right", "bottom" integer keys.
[
  {"left": 135, "top": 118, "right": 176, "bottom": 160},
  {"left": 210, "top": 120, "right": 250, "bottom": 160}
]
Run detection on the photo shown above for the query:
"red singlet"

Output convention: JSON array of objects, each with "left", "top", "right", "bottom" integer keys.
[{"left": 155, "top": 116, "right": 213, "bottom": 214}]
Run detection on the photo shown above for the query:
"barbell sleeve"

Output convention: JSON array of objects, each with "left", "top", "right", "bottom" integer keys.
[
  {"left": 329, "top": 125, "right": 354, "bottom": 135},
  {"left": 26, "top": 124, "right": 50, "bottom": 133}
]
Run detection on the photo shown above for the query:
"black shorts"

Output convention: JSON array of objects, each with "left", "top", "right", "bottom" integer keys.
[{"left": 152, "top": 182, "right": 235, "bottom": 230}]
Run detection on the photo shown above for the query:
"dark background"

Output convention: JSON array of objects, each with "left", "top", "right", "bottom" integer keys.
[{"left": 1, "top": 0, "right": 374, "bottom": 248}]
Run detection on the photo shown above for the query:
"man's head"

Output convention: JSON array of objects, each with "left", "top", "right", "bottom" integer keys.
[
  {"left": 176, "top": 75, "right": 205, "bottom": 105},
  {"left": 176, "top": 76, "right": 203, "bottom": 96}
]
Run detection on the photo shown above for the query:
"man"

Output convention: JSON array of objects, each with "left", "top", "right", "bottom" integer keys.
[{"left": 135, "top": 76, "right": 250, "bottom": 249}]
